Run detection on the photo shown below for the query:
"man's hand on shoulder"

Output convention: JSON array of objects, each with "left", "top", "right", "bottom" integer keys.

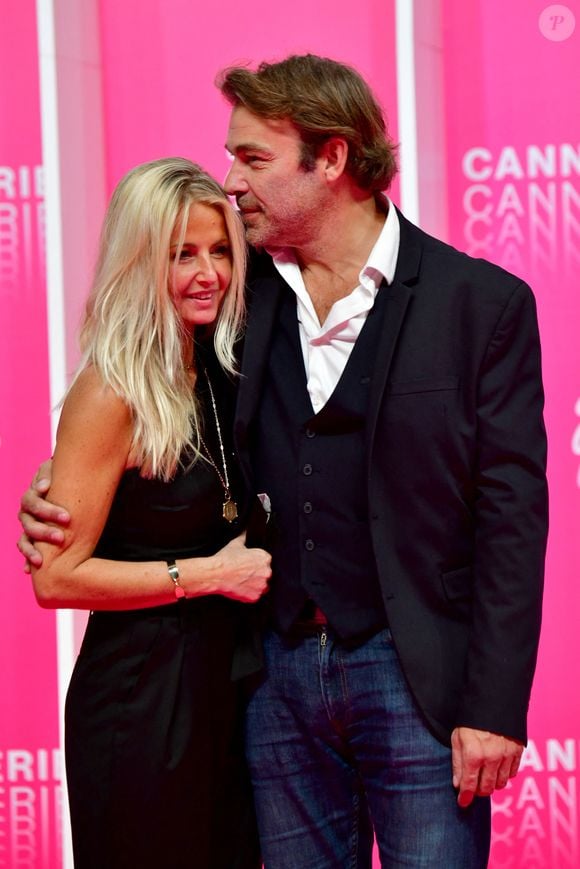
[
  {"left": 17, "top": 459, "right": 69, "bottom": 572},
  {"left": 451, "top": 726, "right": 524, "bottom": 808}
]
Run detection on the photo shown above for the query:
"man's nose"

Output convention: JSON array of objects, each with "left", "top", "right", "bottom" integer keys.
[{"left": 223, "top": 161, "right": 248, "bottom": 195}]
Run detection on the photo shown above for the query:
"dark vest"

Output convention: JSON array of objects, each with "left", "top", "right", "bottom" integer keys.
[{"left": 252, "top": 280, "right": 388, "bottom": 640}]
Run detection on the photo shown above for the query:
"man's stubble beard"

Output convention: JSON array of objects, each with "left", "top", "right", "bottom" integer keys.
[{"left": 243, "top": 206, "right": 321, "bottom": 252}]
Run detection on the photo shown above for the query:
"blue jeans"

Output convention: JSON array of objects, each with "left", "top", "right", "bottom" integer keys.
[{"left": 244, "top": 628, "right": 490, "bottom": 868}]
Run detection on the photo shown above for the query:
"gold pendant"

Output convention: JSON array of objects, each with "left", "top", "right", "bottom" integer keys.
[{"left": 223, "top": 498, "right": 238, "bottom": 522}]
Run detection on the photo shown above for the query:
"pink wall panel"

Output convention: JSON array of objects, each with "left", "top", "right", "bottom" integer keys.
[
  {"left": 0, "top": 2, "right": 62, "bottom": 866},
  {"left": 439, "top": 1, "right": 580, "bottom": 864},
  {"left": 97, "top": 0, "right": 399, "bottom": 200}
]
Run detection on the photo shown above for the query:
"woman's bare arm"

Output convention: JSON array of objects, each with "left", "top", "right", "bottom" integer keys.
[{"left": 31, "top": 368, "right": 271, "bottom": 609}]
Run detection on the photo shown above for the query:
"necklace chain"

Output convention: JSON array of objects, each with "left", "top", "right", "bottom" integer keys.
[{"left": 198, "top": 368, "right": 238, "bottom": 523}]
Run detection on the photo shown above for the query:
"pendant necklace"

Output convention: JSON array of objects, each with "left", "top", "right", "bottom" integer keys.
[{"left": 198, "top": 368, "right": 238, "bottom": 523}]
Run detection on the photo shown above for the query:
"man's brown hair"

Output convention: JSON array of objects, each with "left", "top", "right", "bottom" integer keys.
[{"left": 217, "top": 54, "right": 398, "bottom": 192}]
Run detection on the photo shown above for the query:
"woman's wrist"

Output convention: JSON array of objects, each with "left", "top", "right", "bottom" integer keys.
[{"left": 178, "top": 555, "right": 221, "bottom": 598}]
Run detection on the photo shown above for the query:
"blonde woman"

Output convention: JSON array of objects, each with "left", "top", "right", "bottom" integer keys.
[{"left": 31, "top": 158, "right": 271, "bottom": 868}]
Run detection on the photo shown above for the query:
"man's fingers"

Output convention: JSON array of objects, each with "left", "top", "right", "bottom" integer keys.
[
  {"left": 451, "top": 728, "right": 480, "bottom": 806},
  {"left": 457, "top": 761, "right": 482, "bottom": 807},
  {"left": 18, "top": 513, "right": 65, "bottom": 544},
  {"left": 33, "top": 477, "right": 51, "bottom": 495},
  {"left": 476, "top": 758, "right": 502, "bottom": 796},
  {"left": 18, "top": 537, "right": 33, "bottom": 574},
  {"left": 493, "top": 756, "right": 514, "bottom": 791},
  {"left": 17, "top": 534, "right": 44, "bottom": 566},
  {"left": 509, "top": 753, "right": 522, "bottom": 779},
  {"left": 451, "top": 728, "right": 524, "bottom": 807},
  {"left": 457, "top": 788, "right": 475, "bottom": 808},
  {"left": 19, "top": 497, "right": 70, "bottom": 528},
  {"left": 451, "top": 729, "right": 462, "bottom": 789},
  {"left": 16, "top": 459, "right": 65, "bottom": 569},
  {"left": 32, "top": 459, "right": 53, "bottom": 489}
]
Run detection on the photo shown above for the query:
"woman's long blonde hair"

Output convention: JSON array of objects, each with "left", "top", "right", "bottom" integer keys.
[{"left": 75, "top": 157, "right": 247, "bottom": 480}]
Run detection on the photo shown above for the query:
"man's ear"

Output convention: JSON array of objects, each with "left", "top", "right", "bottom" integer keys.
[{"left": 319, "top": 137, "right": 349, "bottom": 181}]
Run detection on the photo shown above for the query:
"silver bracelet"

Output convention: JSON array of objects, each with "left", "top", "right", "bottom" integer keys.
[{"left": 166, "top": 560, "right": 186, "bottom": 599}]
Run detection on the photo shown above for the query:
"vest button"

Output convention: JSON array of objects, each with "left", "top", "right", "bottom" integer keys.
[
  {"left": 303, "top": 501, "right": 313, "bottom": 514},
  {"left": 303, "top": 463, "right": 313, "bottom": 476},
  {"left": 305, "top": 539, "right": 315, "bottom": 551}
]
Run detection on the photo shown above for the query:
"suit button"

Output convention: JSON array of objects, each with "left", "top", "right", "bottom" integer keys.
[
  {"left": 303, "top": 463, "right": 313, "bottom": 476},
  {"left": 305, "top": 539, "right": 315, "bottom": 551},
  {"left": 303, "top": 501, "right": 313, "bottom": 514},
  {"left": 305, "top": 428, "right": 316, "bottom": 438}
]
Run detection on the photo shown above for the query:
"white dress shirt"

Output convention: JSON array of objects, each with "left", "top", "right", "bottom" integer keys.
[{"left": 269, "top": 197, "right": 400, "bottom": 412}]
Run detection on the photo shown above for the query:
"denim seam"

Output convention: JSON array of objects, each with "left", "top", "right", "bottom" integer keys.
[{"left": 349, "top": 790, "right": 361, "bottom": 869}]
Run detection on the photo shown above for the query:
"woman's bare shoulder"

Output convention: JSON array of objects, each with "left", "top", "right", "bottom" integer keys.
[{"left": 56, "top": 366, "right": 133, "bottom": 460}]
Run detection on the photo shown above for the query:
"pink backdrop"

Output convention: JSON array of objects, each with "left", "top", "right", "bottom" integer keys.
[
  {"left": 2, "top": 1, "right": 578, "bottom": 865},
  {"left": 97, "top": 0, "right": 400, "bottom": 199},
  {"left": 440, "top": 2, "right": 580, "bottom": 863},
  {"left": 0, "top": 2, "right": 62, "bottom": 867}
]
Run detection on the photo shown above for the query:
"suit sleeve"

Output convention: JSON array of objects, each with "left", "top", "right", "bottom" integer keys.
[{"left": 456, "top": 280, "right": 548, "bottom": 743}]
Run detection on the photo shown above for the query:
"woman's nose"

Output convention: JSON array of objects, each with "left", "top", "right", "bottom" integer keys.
[{"left": 195, "top": 255, "right": 217, "bottom": 285}]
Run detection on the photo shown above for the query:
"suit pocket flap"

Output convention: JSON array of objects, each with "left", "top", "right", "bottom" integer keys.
[{"left": 387, "top": 376, "right": 459, "bottom": 396}]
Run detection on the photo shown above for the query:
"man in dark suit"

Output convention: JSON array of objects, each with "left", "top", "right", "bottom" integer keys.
[
  {"left": 217, "top": 54, "right": 547, "bottom": 868},
  {"left": 20, "top": 54, "right": 547, "bottom": 867}
]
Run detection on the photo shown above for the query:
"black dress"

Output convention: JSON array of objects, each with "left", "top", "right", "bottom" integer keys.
[{"left": 64, "top": 361, "right": 260, "bottom": 869}]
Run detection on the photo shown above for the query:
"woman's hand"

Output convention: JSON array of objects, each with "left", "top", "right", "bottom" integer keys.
[{"left": 207, "top": 532, "right": 272, "bottom": 602}]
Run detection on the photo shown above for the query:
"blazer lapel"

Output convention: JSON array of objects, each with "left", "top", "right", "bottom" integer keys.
[
  {"left": 237, "top": 211, "right": 424, "bottom": 464},
  {"left": 236, "top": 267, "right": 284, "bottom": 437},
  {"left": 365, "top": 209, "right": 422, "bottom": 455}
]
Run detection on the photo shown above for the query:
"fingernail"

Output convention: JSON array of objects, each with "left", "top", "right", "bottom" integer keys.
[
  {"left": 458, "top": 792, "right": 473, "bottom": 808},
  {"left": 57, "top": 512, "right": 69, "bottom": 522},
  {"left": 50, "top": 530, "right": 64, "bottom": 542}
]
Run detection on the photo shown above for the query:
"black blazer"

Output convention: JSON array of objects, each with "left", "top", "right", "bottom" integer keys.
[{"left": 234, "top": 209, "right": 548, "bottom": 745}]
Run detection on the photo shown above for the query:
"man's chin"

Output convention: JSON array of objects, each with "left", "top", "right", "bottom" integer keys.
[{"left": 244, "top": 226, "right": 268, "bottom": 247}]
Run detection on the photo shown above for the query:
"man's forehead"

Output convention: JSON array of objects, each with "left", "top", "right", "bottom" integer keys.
[{"left": 225, "top": 106, "right": 299, "bottom": 151}]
